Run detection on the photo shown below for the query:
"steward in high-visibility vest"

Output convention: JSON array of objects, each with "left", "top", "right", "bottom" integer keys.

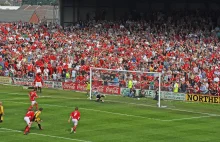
[
  {"left": 128, "top": 79, "right": 133, "bottom": 89},
  {"left": 66, "top": 72, "right": 70, "bottom": 79},
  {"left": 173, "top": 82, "right": 179, "bottom": 93},
  {"left": 86, "top": 82, "right": 90, "bottom": 96}
]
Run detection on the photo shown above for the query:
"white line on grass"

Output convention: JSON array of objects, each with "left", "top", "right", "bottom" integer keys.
[
  {"left": 3, "top": 99, "right": 218, "bottom": 122},
  {"left": 0, "top": 130, "right": 20, "bottom": 133},
  {"left": 160, "top": 115, "right": 216, "bottom": 122},
  {"left": 2, "top": 100, "right": 162, "bottom": 121},
  {"left": 1, "top": 98, "right": 28, "bottom": 101},
  {"left": 105, "top": 100, "right": 219, "bottom": 116},
  {"left": 0, "top": 128, "right": 92, "bottom": 142},
  {"left": 1, "top": 92, "right": 219, "bottom": 117}
]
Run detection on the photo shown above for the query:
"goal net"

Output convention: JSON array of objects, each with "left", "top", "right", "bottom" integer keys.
[{"left": 89, "top": 67, "right": 166, "bottom": 108}]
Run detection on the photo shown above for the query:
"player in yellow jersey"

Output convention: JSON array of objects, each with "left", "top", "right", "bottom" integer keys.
[
  {"left": 86, "top": 81, "right": 90, "bottom": 96},
  {"left": 0, "top": 101, "right": 4, "bottom": 123},
  {"left": 34, "top": 108, "right": 43, "bottom": 130}
]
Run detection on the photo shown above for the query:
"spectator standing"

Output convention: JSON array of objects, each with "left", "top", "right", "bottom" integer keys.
[{"left": 173, "top": 81, "right": 179, "bottom": 93}]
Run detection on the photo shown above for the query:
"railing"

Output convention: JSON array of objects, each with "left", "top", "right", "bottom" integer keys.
[{"left": 0, "top": 71, "right": 218, "bottom": 95}]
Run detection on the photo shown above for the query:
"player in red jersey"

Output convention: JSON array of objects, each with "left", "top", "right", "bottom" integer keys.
[
  {"left": 34, "top": 73, "right": 43, "bottom": 93},
  {"left": 24, "top": 109, "right": 35, "bottom": 135},
  {"left": 28, "top": 89, "right": 38, "bottom": 111},
  {"left": 68, "top": 107, "right": 81, "bottom": 133}
]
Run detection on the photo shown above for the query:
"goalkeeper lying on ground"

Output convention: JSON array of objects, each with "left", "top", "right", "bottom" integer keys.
[
  {"left": 96, "top": 93, "right": 106, "bottom": 102},
  {"left": 88, "top": 88, "right": 106, "bottom": 102},
  {"left": 34, "top": 108, "right": 43, "bottom": 130},
  {"left": 94, "top": 89, "right": 105, "bottom": 102}
]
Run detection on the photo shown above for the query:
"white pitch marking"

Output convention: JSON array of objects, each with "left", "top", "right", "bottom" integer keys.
[
  {"left": 0, "top": 130, "right": 20, "bottom": 133},
  {"left": 2, "top": 100, "right": 162, "bottom": 121},
  {"left": 3, "top": 92, "right": 219, "bottom": 116},
  {"left": 0, "top": 128, "right": 92, "bottom": 142},
  {"left": 3, "top": 99, "right": 218, "bottom": 122},
  {"left": 105, "top": 100, "right": 219, "bottom": 116},
  {"left": 0, "top": 98, "right": 28, "bottom": 101},
  {"left": 160, "top": 115, "right": 218, "bottom": 122},
  {"left": 1, "top": 93, "right": 220, "bottom": 120}
]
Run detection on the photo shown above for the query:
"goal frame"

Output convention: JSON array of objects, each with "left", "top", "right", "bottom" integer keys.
[{"left": 89, "top": 67, "right": 162, "bottom": 107}]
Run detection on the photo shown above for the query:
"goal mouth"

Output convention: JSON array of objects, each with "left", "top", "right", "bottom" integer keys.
[{"left": 89, "top": 67, "right": 163, "bottom": 107}]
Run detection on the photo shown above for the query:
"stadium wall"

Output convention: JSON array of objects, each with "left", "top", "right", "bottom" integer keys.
[{"left": 59, "top": 0, "right": 220, "bottom": 26}]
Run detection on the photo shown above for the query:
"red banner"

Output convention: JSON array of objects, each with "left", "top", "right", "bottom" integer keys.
[
  {"left": 95, "top": 85, "right": 121, "bottom": 95},
  {"left": 62, "top": 82, "right": 86, "bottom": 91},
  {"left": 62, "top": 82, "right": 120, "bottom": 95}
]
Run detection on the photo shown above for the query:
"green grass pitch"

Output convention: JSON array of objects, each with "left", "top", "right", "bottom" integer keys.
[{"left": 0, "top": 84, "right": 220, "bottom": 142}]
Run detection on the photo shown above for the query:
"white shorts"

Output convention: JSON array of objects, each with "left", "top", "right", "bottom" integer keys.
[
  {"left": 35, "top": 82, "right": 42, "bottom": 87},
  {"left": 24, "top": 117, "right": 31, "bottom": 125},
  {"left": 72, "top": 119, "right": 78, "bottom": 126},
  {"left": 31, "top": 101, "right": 37, "bottom": 105}
]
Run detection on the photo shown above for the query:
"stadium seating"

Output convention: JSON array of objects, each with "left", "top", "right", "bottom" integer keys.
[{"left": 0, "top": 10, "right": 219, "bottom": 95}]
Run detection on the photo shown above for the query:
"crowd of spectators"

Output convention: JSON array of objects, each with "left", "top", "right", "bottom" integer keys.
[{"left": 0, "top": 10, "right": 219, "bottom": 95}]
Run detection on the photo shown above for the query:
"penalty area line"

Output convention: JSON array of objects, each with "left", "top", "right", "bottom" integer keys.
[
  {"left": 3, "top": 100, "right": 163, "bottom": 121},
  {"left": 0, "top": 128, "right": 92, "bottom": 142},
  {"left": 160, "top": 115, "right": 219, "bottom": 122},
  {"left": 105, "top": 100, "right": 219, "bottom": 116},
  {"left": 1, "top": 92, "right": 220, "bottom": 117},
  {"left": 3, "top": 99, "right": 217, "bottom": 122}
]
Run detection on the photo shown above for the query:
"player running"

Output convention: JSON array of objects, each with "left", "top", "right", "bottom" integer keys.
[
  {"left": 28, "top": 89, "right": 39, "bottom": 111},
  {"left": 68, "top": 107, "right": 81, "bottom": 134},
  {"left": 34, "top": 73, "right": 43, "bottom": 93},
  {"left": 34, "top": 108, "right": 43, "bottom": 130},
  {"left": 0, "top": 101, "right": 4, "bottom": 123},
  {"left": 24, "top": 109, "right": 35, "bottom": 135}
]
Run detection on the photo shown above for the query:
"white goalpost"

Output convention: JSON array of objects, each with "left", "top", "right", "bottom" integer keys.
[{"left": 89, "top": 67, "right": 163, "bottom": 108}]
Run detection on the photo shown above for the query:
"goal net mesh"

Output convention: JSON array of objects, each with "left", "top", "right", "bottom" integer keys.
[{"left": 89, "top": 68, "right": 166, "bottom": 108}]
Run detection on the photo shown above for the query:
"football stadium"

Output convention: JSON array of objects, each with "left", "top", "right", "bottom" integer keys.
[{"left": 0, "top": 0, "right": 220, "bottom": 142}]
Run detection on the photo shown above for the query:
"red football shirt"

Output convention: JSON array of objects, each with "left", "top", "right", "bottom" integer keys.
[
  {"left": 70, "top": 110, "right": 81, "bottom": 120},
  {"left": 29, "top": 91, "right": 38, "bottom": 101},
  {"left": 25, "top": 111, "right": 35, "bottom": 120},
  {"left": 34, "top": 75, "right": 43, "bottom": 83}
]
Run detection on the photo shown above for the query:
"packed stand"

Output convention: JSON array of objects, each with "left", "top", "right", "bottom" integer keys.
[{"left": 0, "top": 10, "right": 219, "bottom": 95}]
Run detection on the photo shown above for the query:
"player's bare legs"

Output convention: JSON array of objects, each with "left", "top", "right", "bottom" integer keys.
[
  {"left": 34, "top": 87, "right": 38, "bottom": 93},
  {"left": 28, "top": 105, "right": 33, "bottom": 111},
  {"left": 37, "top": 121, "right": 43, "bottom": 130},
  {"left": 35, "top": 102, "right": 38, "bottom": 110},
  {"left": 73, "top": 125, "right": 77, "bottom": 133},
  {"left": 28, "top": 102, "right": 38, "bottom": 111},
  {"left": 70, "top": 124, "right": 77, "bottom": 133},
  {"left": 39, "top": 87, "right": 42, "bottom": 93},
  {"left": 24, "top": 122, "right": 32, "bottom": 135},
  {"left": 0, "top": 114, "right": 2, "bottom": 123},
  {"left": 24, "top": 120, "right": 32, "bottom": 135}
]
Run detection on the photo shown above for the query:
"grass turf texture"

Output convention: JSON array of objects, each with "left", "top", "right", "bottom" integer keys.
[{"left": 0, "top": 85, "right": 220, "bottom": 142}]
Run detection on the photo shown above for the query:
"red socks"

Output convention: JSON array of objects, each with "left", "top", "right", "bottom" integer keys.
[
  {"left": 24, "top": 125, "right": 30, "bottom": 133},
  {"left": 28, "top": 104, "right": 38, "bottom": 111},
  {"left": 35, "top": 104, "right": 38, "bottom": 110},
  {"left": 28, "top": 106, "right": 33, "bottom": 111},
  {"left": 73, "top": 126, "right": 77, "bottom": 132}
]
